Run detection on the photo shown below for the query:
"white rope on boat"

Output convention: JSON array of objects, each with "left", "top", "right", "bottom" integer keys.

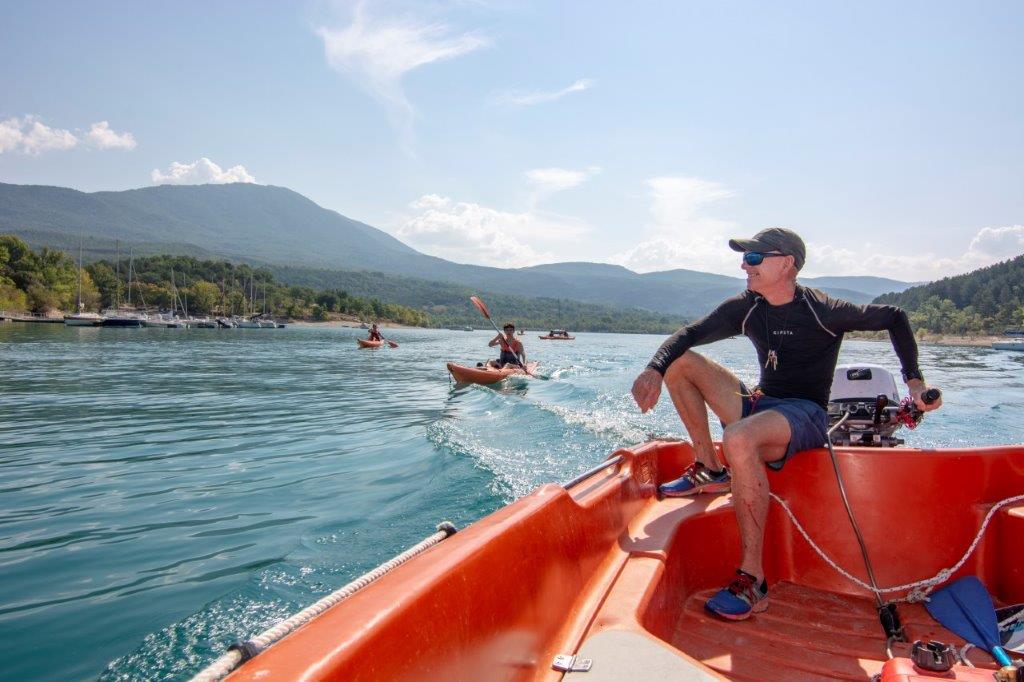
[
  {"left": 190, "top": 521, "right": 457, "bottom": 682},
  {"left": 769, "top": 492, "right": 1024, "bottom": 603}
]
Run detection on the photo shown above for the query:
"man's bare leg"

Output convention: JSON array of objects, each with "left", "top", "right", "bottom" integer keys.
[
  {"left": 721, "top": 411, "right": 790, "bottom": 581},
  {"left": 662, "top": 351, "right": 745, "bottom": 470}
]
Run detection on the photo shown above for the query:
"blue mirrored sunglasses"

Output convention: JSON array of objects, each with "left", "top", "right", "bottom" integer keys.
[{"left": 743, "top": 251, "right": 787, "bottom": 266}]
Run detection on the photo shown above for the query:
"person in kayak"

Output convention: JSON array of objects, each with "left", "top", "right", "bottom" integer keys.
[
  {"left": 488, "top": 322, "right": 527, "bottom": 369},
  {"left": 630, "top": 227, "right": 942, "bottom": 622},
  {"left": 368, "top": 323, "right": 383, "bottom": 342}
]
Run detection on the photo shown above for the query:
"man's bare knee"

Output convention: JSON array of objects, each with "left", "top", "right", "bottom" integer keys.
[
  {"left": 664, "top": 351, "right": 706, "bottom": 384},
  {"left": 723, "top": 424, "right": 753, "bottom": 457}
]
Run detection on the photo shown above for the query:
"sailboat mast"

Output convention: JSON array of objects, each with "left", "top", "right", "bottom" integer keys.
[
  {"left": 126, "top": 251, "right": 133, "bottom": 307},
  {"left": 77, "top": 234, "right": 84, "bottom": 312},
  {"left": 115, "top": 240, "right": 121, "bottom": 309}
]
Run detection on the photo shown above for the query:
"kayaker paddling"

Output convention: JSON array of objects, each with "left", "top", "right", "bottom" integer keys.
[
  {"left": 488, "top": 322, "right": 527, "bottom": 369},
  {"left": 367, "top": 323, "right": 382, "bottom": 342},
  {"left": 630, "top": 227, "right": 942, "bottom": 622}
]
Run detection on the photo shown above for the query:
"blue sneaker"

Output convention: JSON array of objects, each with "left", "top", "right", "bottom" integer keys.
[
  {"left": 659, "top": 462, "right": 731, "bottom": 497},
  {"left": 705, "top": 570, "right": 769, "bottom": 621}
]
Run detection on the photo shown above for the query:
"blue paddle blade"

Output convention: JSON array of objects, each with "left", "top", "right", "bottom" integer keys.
[{"left": 926, "top": 576, "right": 1013, "bottom": 666}]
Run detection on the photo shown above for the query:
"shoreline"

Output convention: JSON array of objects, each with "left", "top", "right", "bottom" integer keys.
[
  {"left": 920, "top": 334, "right": 1007, "bottom": 348},
  {"left": 287, "top": 320, "right": 419, "bottom": 330},
  {"left": 849, "top": 333, "right": 1007, "bottom": 348}
]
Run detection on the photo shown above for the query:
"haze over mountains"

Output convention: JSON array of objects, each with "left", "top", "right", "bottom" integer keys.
[{"left": 0, "top": 182, "right": 918, "bottom": 318}]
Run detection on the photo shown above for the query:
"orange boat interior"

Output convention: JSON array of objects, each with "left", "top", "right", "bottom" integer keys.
[{"left": 229, "top": 441, "right": 1024, "bottom": 681}]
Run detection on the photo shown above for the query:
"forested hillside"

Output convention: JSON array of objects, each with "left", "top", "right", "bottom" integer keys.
[
  {"left": 1, "top": 236, "right": 687, "bottom": 332},
  {"left": 271, "top": 265, "right": 688, "bottom": 333},
  {"left": 874, "top": 255, "right": 1024, "bottom": 334},
  {"left": 0, "top": 236, "right": 428, "bottom": 325}
]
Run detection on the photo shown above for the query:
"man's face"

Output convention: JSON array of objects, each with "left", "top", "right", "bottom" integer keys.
[
  {"left": 503, "top": 327, "right": 514, "bottom": 336},
  {"left": 740, "top": 250, "right": 793, "bottom": 293}
]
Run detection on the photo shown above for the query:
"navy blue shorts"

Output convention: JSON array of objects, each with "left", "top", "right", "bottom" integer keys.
[{"left": 731, "top": 383, "right": 829, "bottom": 471}]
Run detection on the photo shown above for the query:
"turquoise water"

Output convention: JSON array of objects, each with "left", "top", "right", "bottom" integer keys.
[{"left": 1, "top": 323, "right": 1022, "bottom": 680}]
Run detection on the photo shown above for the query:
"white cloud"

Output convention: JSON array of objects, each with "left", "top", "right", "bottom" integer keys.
[
  {"left": 610, "top": 176, "right": 741, "bottom": 274},
  {"left": 84, "top": 121, "right": 137, "bottom": 150},
  {"left": 0, "top": 118, "right": 22, "bottom": 153},
  {"left": 0, "top": 115, "right": 138, "bottom": 154},
  {"left": 493, "top": 78, "right": 595, "bottom": 106},
  {"left": 611, "top": 175, "right": 1023, "bottom": 279},
  {"left": 968, "top": 225, "right": 1024, "bottom": 260},
  {"left": 804, "top": 225, "right": 1024, "bottom": 279},
  {"left": 151, "top": 158, "right": 257, "bottom": 185},
  {"left": 526, "top": 166, "right": 600, "bottom": 195},
  {"left": 315, "top": 1, "right": 488, "bottom": 147},
  {"left": 410, "top": 193, "right": 451, "bottom": 210},
  {"left": 398, "top": 194, "right": 590, "bottom": 268},
  {"left": 0, "top": 115, "right": 77, "bottom": 154}
]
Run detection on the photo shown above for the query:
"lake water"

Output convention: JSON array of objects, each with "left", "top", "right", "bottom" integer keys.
[{"left": 1, "top": 323, "right": 1022, "bottom": 680}]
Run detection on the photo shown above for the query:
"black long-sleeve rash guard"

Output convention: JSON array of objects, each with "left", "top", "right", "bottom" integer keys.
[{"left": 646, "top": 285, "right": 922, "bottom": 408}]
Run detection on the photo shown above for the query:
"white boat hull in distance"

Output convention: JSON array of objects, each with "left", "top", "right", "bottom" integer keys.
[{"left": 64, "top": 314, "right": 103, "bottom": 326}]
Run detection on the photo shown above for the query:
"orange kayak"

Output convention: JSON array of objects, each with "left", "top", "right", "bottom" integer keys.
[
  {"left": 538, "top": 335, "right": 574, "bottom": 340},
  {"left": 221, "top": 439, "right": 1024, "bottom": 681},
  {"left": 357, "top": 338, "right": 384, "bottom": 348},
  {"left": 446, "top": 361, "right": 539, "bottom": 385}
]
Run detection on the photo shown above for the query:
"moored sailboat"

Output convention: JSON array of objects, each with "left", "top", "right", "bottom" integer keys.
[{"left": 64, "top": 235, "right": 103, "bottom": 326}]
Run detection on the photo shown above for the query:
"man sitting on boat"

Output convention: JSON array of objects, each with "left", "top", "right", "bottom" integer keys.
[
  {"left": 630, "top": 227, "right": 942, "bottom": 622},
  {"left": 368, "top": 323, "right": 383, "bottom": 342},
  {"left": 488, "top": 322, "right": 526, "bottom": 369}
]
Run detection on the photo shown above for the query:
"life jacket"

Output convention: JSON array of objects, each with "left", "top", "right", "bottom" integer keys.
[{"left": 499, "top": 336, "right": 521, "bottom": 354}]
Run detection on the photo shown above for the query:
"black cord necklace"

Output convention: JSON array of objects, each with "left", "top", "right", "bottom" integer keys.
[{"left": 764, "top": 296, "right": 795, "bottom": 371}]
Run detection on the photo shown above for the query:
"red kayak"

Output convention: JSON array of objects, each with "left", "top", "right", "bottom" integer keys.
[
  {"left": 446, "top": 361, "right": 539, "bottom": 385},
  {"left": 215, "top": 437, "right": 1024, "bottom": 682},
  {"left": 357, "top": 339, "right": 383, "bottom": 348}
]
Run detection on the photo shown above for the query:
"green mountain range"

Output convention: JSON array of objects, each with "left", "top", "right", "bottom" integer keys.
[{"left": 0, "top": 181, "right": 918, "bottom": 318}]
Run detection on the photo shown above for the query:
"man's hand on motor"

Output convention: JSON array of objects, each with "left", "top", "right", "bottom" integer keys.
[
  {"left": 632, "top": 368, "right": 663, "bottom": 413},
  {"left": 907, "top": 379, "right": 941, "bottom": 412}
]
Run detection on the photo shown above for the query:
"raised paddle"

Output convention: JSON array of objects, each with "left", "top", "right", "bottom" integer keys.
[
  {"left": 469, "top": 296, "right": 533, "bottom": 377},
  {"left": 925, "top": 575, "right": 1014, "bottom": 667}
]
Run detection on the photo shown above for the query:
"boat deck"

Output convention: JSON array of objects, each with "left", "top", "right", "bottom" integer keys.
[
  {"left": 670, "top": 582, "right": 999, "bottom": 681},
  {"left": 224, "top": 441, "right": 1024, "bottom": 682}
]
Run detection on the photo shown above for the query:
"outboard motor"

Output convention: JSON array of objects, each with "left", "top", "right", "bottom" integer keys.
[{"left": 827, "top": 364, "right": 909, "bottom": 447}]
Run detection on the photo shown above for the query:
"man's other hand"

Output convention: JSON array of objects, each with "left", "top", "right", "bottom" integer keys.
[
  {"left": 907, "top": 379, "right": 942, "bottom": 412},
  {"left": 632, "top": 368, "right": 663, "bottom": 413}
]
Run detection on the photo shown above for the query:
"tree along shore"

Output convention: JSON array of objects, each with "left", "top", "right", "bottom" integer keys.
[
  {"left": 0, "top": 236, "right": 427, "bottom": 326},
  {"left": 0, "top": 236, "right": 689, "bottom": 333}
]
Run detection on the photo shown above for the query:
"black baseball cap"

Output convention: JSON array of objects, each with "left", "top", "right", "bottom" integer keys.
[{"left": 728, "top": 227, "right": 806, "bottom": 271}]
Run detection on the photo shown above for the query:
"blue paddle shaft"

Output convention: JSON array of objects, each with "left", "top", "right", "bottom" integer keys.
[{"left": 950, "top": 592, "right": 1013, "bottom": 666}]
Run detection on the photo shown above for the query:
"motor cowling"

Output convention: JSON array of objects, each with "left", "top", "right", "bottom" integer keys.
[{"left": 827, "top": 364, "right": 906, "bottom": 447}]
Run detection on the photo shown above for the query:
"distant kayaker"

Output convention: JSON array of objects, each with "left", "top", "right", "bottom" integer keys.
[
  {"left": 488, "top": 322, "right": 526, "bottom": 369},
  {"left": 630, "top": 227, "right": 942, "bottom": 622},
  {"left": 368, "top": 323, "right": 383, "bottom": 342}
]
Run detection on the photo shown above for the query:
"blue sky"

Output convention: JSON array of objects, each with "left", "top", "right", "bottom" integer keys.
[{"left": 1, "top": 0, "right": 1022, "bottom": 279}]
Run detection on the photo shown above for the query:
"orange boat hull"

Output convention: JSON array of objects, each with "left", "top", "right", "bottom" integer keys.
[
  {"left": 228, "top": 441, "right": 1024, "bottom": 681},
  {"left": 446, "top": 361, "right": 538, "bottom": 384},
  {"left": 357, "top": 338, "right": 383, "bottom": 348}
]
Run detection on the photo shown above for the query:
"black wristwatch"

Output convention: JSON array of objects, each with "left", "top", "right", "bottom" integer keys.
[{"left": 902, "top": 368, "right": 924, "bottom": 382}]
